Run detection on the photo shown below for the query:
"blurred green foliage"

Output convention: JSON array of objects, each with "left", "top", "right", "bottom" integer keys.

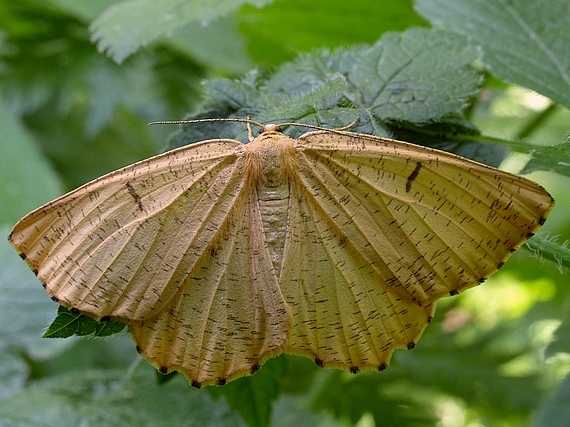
[{"left": 0, "top": 0, "right": 569, "bottom": 426}]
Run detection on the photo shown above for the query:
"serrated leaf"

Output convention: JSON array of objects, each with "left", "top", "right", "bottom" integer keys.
[
  {"left": 350, "top": 28, "right": 482, "bottom": 123},
  {"left": 204, "top": 74, "right": 263, "bottom": 112},
  {"left": 91, "top": 0, "right": 274, "bottom": 64},
  {"left": 169, "top": 73, "right": 386, "bottom": 148},
  {"left": 172, "top": 29, "right": 486, "bottom": 150},
  {"left": 265, "top": 47, "right": 366, "bottom": 96},
  {"left": 43, "top": 306, "right": 126, "bottom": 338},
  {"left": 522, "top": 140, "right": 570, "bottom": 176},
  {"left": 258, "top": 77, "right": 358, "bottom": 129},
  {"left": 524, "top": 233, "right": 570, "bottom": 275},
  {"left": 416, "top": 0, "right": 570, "bottom": 108},
  {"left": 265, "top": 32, "right": 482, "bottom": 125}
]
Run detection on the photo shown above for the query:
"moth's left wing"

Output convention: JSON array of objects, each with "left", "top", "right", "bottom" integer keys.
[{"left": 9, "top": 139, "right": 246, "bottom": 321}]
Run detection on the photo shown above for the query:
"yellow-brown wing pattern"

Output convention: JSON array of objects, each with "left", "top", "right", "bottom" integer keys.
[
  {"left": 275, "top": 129, "right": 552, "bottom": 372},
  {"left": 293, "top": 130, "right": 553, "bottom": 304},
  {"left": 9, "top": 140, "right": 246, "bottom": 321},
  {"left": 279, "top": 180, "right": 434, "bottom": 371},
  {"left": 131, "top": 187, "right": 289, "bottom": 387}
]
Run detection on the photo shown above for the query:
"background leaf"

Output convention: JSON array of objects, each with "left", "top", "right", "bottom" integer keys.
[
  {"left": 0, "top": 100, "right": 62, "bottom": 224},
  {"left": 523, "top": 140, "right": 570, "bottom": 177},
  {"left": 0, "top": 225, "right": 73, "bottom": 399},
  {"left": 350, "top": 28, "right": 481, "bottom": 122},
  {"left": 0, "top": 227, "right": 68, "bottom": 358},
  {"left": 415, "top": 0, "right": 570, "bottom": 108},
  {"left": 535, "top": 374, "right": 570, "bottom": 427},
  {"left": 90, "top": 0, "right": 274, "bottom": 64},
  {"left": 0, "top": 368, "right": 247, "bottom": 426}
]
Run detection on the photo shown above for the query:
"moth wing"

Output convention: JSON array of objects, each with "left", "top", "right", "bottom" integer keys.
[
  {"left": 294, "top": 130, "right": 553, "bottom": 302},
  {"left": 130, "top": 188, "right": 289, "bottom": 387},
  {"left": 9, "top": 139, "right": 246, "bottom": 321},
  {"left": 277, "top": 130, "right": 552, "bottom": 371}
]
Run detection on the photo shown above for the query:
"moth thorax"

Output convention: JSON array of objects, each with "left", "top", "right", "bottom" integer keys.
[{"left": 245, "top": 133, "right": 297, "bottom": 188}]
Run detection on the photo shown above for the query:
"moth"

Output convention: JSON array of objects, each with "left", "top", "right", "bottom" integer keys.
[{"left": 9, "top": 119, "right": 554, "bottom": 388}]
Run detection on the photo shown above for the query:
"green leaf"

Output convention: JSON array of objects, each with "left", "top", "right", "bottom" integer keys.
[
  {"left": 0, "top": 99, "right": 62, "bottom": 224},
  {"left": 0, "top": 348, "right": 27, "bottom": 400},
  {"left": 258, "top": 78, "right": 379, "bottom": 135},
  {"left": 311, "top": 371, "right": 436, "bottom": 426},
  {"left": 524, "top": 232, "right": 570, "bottom": 274},
  {"left": 173, "top": 29, "right": 484, "bottom": 151},
  {"left": 170, "top": 29, "right": 494, "bottom": 171},
  {"left": 0, "top": 368, "right": 246, "bottom": 426},
  {"left": 0, "top": 225, "right": 68, "bottom": 359},
  {"left": 270, "top": 393, "right": 342, "bottom": 427},
  {"left": 215, "top": 29, "right": 479, "bottom": 118},
  {"left": 203, "top": 71, "right": 264, "bottom": 112},
  {"left": 51, "top": 0, "right": 253, "bottom": 73},
  {"left": 0, "top": 3, "right": 97, "bottom": 117},
  {"left": 350, "top": 28, "right": 482, "bottom": 123},
  {"left": 522, "top": 140, "right": 570, "bottom": 176},
  {"left": 167, "top": 17, "right": 253, "bottom": 73},
  {"left": 90, "top": 0, "right": 274, "bottom": 64},
  {"left": 168, "top": 72, "right": 384, "bottom": 148},
  {"left": 85, "top": 60, "right": 131, "bottom": 136},
  {"left": 43, "top": 306, "right": 127, "bottom": 338},
  {"left": 416, "top": 0, "right": 570, "bottom": 108},
  {"left": 0, "top": 225, "right": 71, "bottom": 398},
  {"left": 265, "top": 47, "right": 365, "bottom": 96},
  {"left": 264, "top": 30, "right": 482, "bottom": 124}
]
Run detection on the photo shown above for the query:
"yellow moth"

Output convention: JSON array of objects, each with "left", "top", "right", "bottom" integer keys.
[{"left": 9, "top": 119, "right": 554, "bottom": 388}]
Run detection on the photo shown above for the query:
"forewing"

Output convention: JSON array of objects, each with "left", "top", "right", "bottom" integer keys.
[
  {"left": 130, "top": 187, "right": 289, "bottom": 387},
  {"left": 294, "top": 130, "right": 553, "bottom": 303},
  {"left": 9, "top": 139, "right": 245, "bottom": 321},
  {"left": 278, "top": 129, "right": 552, "bottom": 371}
]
